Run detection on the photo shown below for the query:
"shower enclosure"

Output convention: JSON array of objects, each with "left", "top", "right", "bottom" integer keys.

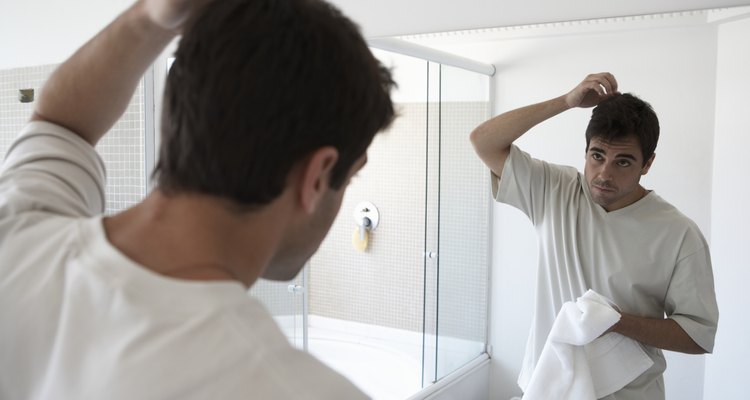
[{"left": 249, "top": 40, "right": 493, "bottom": 399}]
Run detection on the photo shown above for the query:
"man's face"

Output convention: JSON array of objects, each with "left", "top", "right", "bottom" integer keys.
[
  {"left": 584, "top": 136, "right": 654, "bottom": 212},
  {"left": 262, "top": 153, "right": 368, "bottom": 281}
]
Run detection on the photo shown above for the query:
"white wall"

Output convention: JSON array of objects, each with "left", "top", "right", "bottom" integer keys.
[
  {"left": 703, "top": 16, "right": 750, "bottom": 400},
  {"left": 0, "top": 0, "right": 132, "bottom": 69},
  {"left": 409, "top": 14, "right": 723, "bottom": 399}
]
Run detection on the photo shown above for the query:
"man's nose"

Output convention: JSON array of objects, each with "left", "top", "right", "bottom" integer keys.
[{"left": 598, "top": 163, "right": 614, "bottom": 180}]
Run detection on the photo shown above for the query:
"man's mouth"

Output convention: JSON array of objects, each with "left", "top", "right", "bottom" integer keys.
[{"left": 593, "top": 183, "right": 615, "bottom": 193}]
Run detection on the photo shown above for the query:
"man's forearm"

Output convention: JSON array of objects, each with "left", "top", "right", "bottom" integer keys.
[
  {"left": 469, "top": 73, "right": 617, "bottom": 177},
  {"left": 611, "top": 313, "right": 706, "bottom": 354},
  {"left": 469, "top": 95, "right": 570, "bottom": 176},
  {"left": 32, "top": 1, "right": 176, "bottom": 145}
]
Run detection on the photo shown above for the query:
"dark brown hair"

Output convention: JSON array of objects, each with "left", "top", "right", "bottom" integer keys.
[
  {"left": 154, "top": 0, "right": 395, "bottom": 206},
  {"left": 585, "top": 93, "right": 659, "bottom": 165}
]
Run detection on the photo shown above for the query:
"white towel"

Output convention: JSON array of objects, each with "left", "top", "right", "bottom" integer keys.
[{"left": 520, "top": 290, "right": 653, "bottom": 400}]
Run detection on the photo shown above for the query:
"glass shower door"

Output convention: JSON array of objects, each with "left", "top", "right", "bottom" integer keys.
[
  {"left": 434, "top": 63, "right": 491, "bottom": 380},
  {"left": 248, "top": 272, "right": 307, "bottom": 349},
  {"left": 421, "top": 61, "right": 491, "bottom": 385},
  {"left": 305, "top": 49, "right": 430, "bottom": 400}
]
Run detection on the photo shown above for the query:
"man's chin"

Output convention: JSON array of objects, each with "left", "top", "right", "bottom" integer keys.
[{"left": 591, "top": 194, "right": 613, "bottom": 208}]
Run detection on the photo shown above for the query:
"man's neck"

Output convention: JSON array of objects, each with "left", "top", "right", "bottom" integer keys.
[{"left": 102, "top": 190, "right": 285, "bottom": 287}]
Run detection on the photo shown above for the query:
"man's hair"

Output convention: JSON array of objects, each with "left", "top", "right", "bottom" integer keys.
[
  {"left": 585, "top": 93, "right": 659, "bottom": 165},
  {"left": 153, "top": 0, "right": 395, "bottom": 207}
]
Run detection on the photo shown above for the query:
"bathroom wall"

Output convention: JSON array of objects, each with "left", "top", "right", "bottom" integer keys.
[
  {"left": 308, "top": 100, "right": 429, "bottom": 333},
  {"left": 0, "top": 64, "right": 147, "bottom": 214},
  {"left": 0, "top": 0, "right": 132, "bottom": 70},
  {"left": 308, "top": 101, "right": 489, "bottom": 339},
  {"left": 703, "top": 14, "right": 750, "bottom": 400},
  {"left": 0, "top": 65, "right": 54, "bottom": 154}
]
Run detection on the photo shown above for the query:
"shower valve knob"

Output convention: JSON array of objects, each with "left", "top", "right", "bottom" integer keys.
[{"left": 353, "top": 201, "right": 380, "bottom": 233}]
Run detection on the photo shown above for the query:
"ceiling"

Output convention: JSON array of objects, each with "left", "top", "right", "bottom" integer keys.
[{"left": 328, "top": 0, "right": 750, "bottom": 37}]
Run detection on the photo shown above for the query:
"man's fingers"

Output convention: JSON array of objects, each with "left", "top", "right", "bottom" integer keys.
[
  {"left": 585, "top": 72, "right": 618, "bottom": 95},
  {"left": 582, "top": 80, "right": 606, "bottom": 97}
]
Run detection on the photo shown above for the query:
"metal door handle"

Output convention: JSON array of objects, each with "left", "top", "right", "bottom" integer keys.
[{"left": 287, "top": 284, "right": 305, "bottom": 294}]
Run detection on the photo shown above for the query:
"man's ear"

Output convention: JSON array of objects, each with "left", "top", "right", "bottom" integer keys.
[
  {"left": 641, "top": 153, "right": 655, "bottom": 175},
  {"left": 298, "top": 146, "right": 339, "bottom": 214}
]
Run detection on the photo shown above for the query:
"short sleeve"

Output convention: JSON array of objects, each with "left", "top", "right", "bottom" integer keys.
[
  {"left": 0, "top": 121, "right": 107, "bottom": 219},
  {"left": 491, "top": 144, "right": 578, "bottom": 226},
  {"left": 664, "top": 228, "right": 719, "bottom": 353}
]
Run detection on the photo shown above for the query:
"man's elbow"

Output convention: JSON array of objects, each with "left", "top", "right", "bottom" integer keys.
[
  {"left": 682, "top": 338, "right": 709, "bottom": 355},
  {"left": 469, "top": 127, "right": 483, "bottom": 149}
]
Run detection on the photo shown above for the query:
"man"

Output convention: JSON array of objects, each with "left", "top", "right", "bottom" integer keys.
[
  {"left": 0, "top": 0, "right": 394, "bottom": 398},
  {"left": 470, "top": 72, "right": 718, "bottom": 399}
]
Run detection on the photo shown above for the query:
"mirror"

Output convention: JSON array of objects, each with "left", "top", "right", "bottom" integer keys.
[{"left": 388, "top": 5, "right": 749, "bottom": 400}]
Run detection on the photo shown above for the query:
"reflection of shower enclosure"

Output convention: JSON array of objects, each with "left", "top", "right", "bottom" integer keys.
[{"left": 250, "top": 41, "right": 492, "bottom": 399}]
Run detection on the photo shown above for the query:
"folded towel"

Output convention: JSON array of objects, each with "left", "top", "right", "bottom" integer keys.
[{"left": 520, "top": 290, "right": 653, "bottom": 400}]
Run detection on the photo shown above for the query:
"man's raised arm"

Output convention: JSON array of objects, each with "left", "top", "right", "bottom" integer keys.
[
  {"left": 31, "top": 0, "right": 208, "bottom": 146},
  {"left": 469, "top": 72, "right": 618, "bottom": 178}
]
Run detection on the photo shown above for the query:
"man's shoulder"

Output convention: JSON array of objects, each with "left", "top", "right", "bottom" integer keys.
[
  {"left": 508, "top": 144, "right": 582, "bottom": 180},
  {"left": 0, "top": 121, "right": 107, "bottom": 217},
  {"left": 642, "top": 193, "right": 700, "bottom": 227},
  {"left": 0, "top": 214, "right": 95, "bottom": 284},
  {"left": 203, "top": 302, "right": 369, "bottom": 399},
  {"left": 638, "top": 193, "right": 708, "bottom": 246},
  {"left": 0, "top": 213, "right": 89, "bottom": 259}
]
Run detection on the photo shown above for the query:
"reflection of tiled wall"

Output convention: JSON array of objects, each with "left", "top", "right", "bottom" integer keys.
[
  {"left": 0, "top": 64, "right": 146, "bottom": 214},
  {"left": 310, "top": 102, "right": 428, "bottom": 333},
  {"left": 309, "top": 101, "right": 489, "bottom": 341},
  {"left": 437, "top": 101, "right": 490, "bottom": 342},
  {"left": 0, "top": 65, "right": 54, "bottom": 157}
]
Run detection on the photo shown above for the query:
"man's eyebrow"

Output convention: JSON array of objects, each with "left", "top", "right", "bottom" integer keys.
[
  {"left": 588, "top": 146, "right": 637, "bottom": 161},
  {"left": 615, "top": 153, "right": 637, "bottom": 161}
]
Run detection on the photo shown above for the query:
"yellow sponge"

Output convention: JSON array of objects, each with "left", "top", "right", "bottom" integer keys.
[{"left": 352, "top": 228, "right": 369, "bottom": 252}]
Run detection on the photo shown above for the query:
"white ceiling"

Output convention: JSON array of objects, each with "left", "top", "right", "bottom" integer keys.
[{"left": 328, "top": 0, "right": 750, "bottom": 37}]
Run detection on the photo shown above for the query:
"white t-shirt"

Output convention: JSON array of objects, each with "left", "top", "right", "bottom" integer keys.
[
  {"left": 493, "top": 145, "right": 718, "bottom": 400},
  {"left": 0, "top": 121, "right": 368, "bottom": 400}
]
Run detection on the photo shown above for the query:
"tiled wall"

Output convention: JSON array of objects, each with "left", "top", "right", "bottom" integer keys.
[
  {"left": 435, "top": 101, "right": 490, "bottom": 342},
  {"left": 0, "top": 65, "right": 52, "bottom": 154},
  {"left": 309, "top": 100, "right": 490, "bottom": 342},
  {"left": 0, "top": 64, "right": 146, "bottom": 214},
  {"left": 309, "top": 101, "right": 429, "bottom": 333}
]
